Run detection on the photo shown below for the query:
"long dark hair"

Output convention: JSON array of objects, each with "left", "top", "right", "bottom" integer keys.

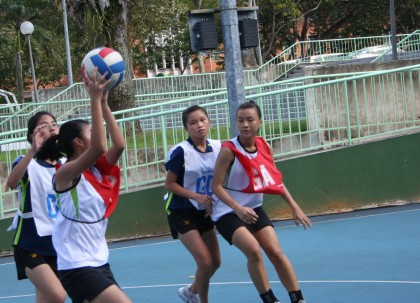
[
  {"left": 37, "top": 119, "right": 89, "bottom": 160},
  {"left": 27, "top": 111, "right": 57, "bottom": 144}
]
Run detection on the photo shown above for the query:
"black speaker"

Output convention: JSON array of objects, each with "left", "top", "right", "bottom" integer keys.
[
  {"left": 194, "top": 19, "right": 218, "bottom": 50},
  {"left": 238, "top": 19, "right": 259, "bottom": 48}
]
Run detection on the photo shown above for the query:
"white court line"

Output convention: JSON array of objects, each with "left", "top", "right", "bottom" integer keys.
[
  {"left": 2, "top": 280, "right": 419, "bottom": 300},
  {"left": 102, "top": 207, "right": 420, "bottom": 251},
  {"left": 109, "top": 239, "right": 178, "bottom": 251},
  {"left": 121, "top": 279, "right": 420, "bottom": 290},
  {"left": 0, "top": 261, "right": 14, "bottom": 266},
  {"left": 2, "top": 207, "right": 418, "bottom": 265},
  {"left": 274, "top": 207, "right": 420, "bottom": 230},
  {"left": 0, "top": 294, "right": 35, "bottom": 300}
]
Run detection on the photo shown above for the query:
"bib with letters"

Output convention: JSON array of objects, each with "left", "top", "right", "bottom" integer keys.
[{"left": 222, "top": 137, "right": 285, "bottom": 195}]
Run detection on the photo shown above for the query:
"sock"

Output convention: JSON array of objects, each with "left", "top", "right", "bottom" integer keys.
[
  {"left": 260, "top": 289, "right": 279, "bottom": 303},
  {"left": 289, "top": 290, "right": 303, "bottom": 303}
]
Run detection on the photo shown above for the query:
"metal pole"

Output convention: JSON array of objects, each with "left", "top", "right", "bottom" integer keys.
[
  {"left": 62, "top": 0, "right": 73, "bottom": 85},
  {"left": 250, "top": 9, "right": 262, "bottom": 66},
  {"left": 220, "top": 0, "right": 246, "bottom": 137},
  {"left": 389, "top": 0, "right": 398, "bottom": 60},
  {"left": 26, "top": 35, "right": 39, "bottom": 102}
]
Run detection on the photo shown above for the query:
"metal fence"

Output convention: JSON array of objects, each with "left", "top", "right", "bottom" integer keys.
[
  {"left": 2, "top": 30, "right": 420, "bottom": 134},
  {"left": 1, "top": 64, "right": 419, "bottom": 218}
]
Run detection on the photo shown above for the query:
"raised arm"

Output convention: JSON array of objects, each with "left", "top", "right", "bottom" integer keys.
[
  {"left": 101, "top": 92, "right": 125, "bottom": 166},
  {"left": 54, "top": 69, "right": 107, "bottom": 190},
  {"left": 6, "top": 149, "right": 36, "bottom": 189},
  {"left": 7, "top": 126, "right": 45, "bottom": 189}
]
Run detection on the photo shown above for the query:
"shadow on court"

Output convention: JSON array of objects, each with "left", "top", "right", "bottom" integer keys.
[{"left": 1, "top": 203, "right": 419, "bottom": 302}]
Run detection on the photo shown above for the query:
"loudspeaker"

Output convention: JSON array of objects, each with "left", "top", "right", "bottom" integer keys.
[
  {"left": 193, "top": 19, "right": 218, "bottom": 50},
  {"left": 238, "top": 19, "right": 259, "bottom": 48}
]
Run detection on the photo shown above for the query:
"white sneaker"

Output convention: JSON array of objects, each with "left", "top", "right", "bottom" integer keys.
[
  {"left": 178, "top": 285, "right": 200, "bottom": 303},
  {"left": 298, "top": 301, "right": 307, "bottom": 303}
]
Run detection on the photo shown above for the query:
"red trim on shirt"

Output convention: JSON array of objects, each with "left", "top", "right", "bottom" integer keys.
[
  {"left": 222, "top": 137, "right": 285, "bottom": 195},
  {"left": 56, "top": 155, "right": 121, "bottom": 218},
  {"left": 83, "top": 155, "right": 121, "bottom": 218}
]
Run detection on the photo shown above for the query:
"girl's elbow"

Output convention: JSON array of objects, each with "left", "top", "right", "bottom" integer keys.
[
  {"left": 99, "top": 146, "right": 107, "bottom": 155},
  {"left": 211, "top": 183, "right": 221, "bottom": 194},
  {"left": 164, "top": 181, "right": 171, "bottom": 191},
  {"left": 6, "top": 180, "right": 17, "bottom": 190},
  {"left": 118, "top": 141, "right": 126, "bottom": 151},
  {"left": 114, "top": 144, "right": 125, "bottom": 158},
  {"left": 93, "top": 146, "right": 107, "bottom": 157}
]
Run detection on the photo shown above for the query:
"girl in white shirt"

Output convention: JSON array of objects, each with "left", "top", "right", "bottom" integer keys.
[
  {"left": 212, "top": 101, "right": 312, "bottom": 303},
  {"left": 39, "top": 68, "right": 130, "bottom": 303}
]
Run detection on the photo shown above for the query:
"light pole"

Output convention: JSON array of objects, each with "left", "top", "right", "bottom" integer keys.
[
  {"left": 20, "top": 21, "right": 39, "bottom": 103},
  {"left": 62, "top": 0, "right": 73, "bottom": 85}
]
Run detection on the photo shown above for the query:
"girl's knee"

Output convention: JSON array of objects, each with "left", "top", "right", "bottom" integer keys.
[
  {"left": 246, "top": 246, "right": 264, "bottom": 263},
  {"left": 266, "top": 249, "right": 287, "bottom": 264},
  {"left": 214, "top": 259, "right": 221, "bottom": 270},
  {"left": 197, "top": 257, "right": 213, "bottom": 272},
  {"left": 39, "top": 289, "right": 66, "bottom": 303}
]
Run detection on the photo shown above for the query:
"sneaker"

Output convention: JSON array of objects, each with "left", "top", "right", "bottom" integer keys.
[
  {"left": 178, "top": 285, "right": 200, "bottom": 303},
  {"left": 298, "top": 301, "right": 307, "bottom": 303}
]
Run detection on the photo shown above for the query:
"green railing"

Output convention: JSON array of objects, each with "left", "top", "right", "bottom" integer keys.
[
  {"left": 373, "top": 30, "right": 420, "bottom": 62},
  {"left": 2, "top": 31, "right": 419, "bottom": 134},
  {"left": 1, "top": 64, "right": 419, "bottom": 218}
]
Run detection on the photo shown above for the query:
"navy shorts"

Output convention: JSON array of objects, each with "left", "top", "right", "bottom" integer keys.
[
  {"left": 13, "top": 245, "right": 58, "bottom": 280},
  {"left": 215, "top": 206, "right": 273, "bottom": 245},
  {"left": 58, "top": 263, "right": 118, "bottom": 303},
  {"left": 167, "top": 207, "right": 215, "bottom": 239}
]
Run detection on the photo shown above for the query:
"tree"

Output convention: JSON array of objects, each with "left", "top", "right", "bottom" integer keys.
[
  {"left": 395, "top": 0, "right": 420, "bottom": 33},
  {"left": 0, "top": 0, "right": 31, "bottom": 102},
  {"left": 131, "top": 0, "right": 193, "bottom": 76},
  {"left": 66, "top": 0, "right": 136, "bottom": 113},
  {"left": 239, "top": 0, "right": 259, "bottom": 67},
  {"left": 0, "top": 0, "right": 68, "bottom": 102}
]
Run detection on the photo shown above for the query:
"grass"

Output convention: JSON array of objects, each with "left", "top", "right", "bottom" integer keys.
[
  {"left": 123, "top": 120, "right": 307, "bottom": 150},
  {"left": 0, "top": 120, "right": 308, "bottom": 163}
]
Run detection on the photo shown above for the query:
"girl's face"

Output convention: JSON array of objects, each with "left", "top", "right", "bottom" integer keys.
[
  {"left": 79, "top": 124, "right": 92, "bottom": 151},
  {"left": 236, "top": 108, "right": 262, "bottom": 139},
  {"left": 185, "top": 110, "right": 210, "bottom": 140},
  {"left": 33, "top": 115, "right": 59, "bottom": 141}
]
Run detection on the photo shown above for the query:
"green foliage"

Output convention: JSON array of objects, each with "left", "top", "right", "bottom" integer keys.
[
  {"left": 0, "top": 28, "right": 18, "bottom": 90},
  {"left": 0, "top": 0, "right": 418, "bottom": 95},
  {"left": 0, "top": 0, "right": 69, "bottom": 95},
  {"left": 131, "top": 0, "right": 193, "bottom": 75}
]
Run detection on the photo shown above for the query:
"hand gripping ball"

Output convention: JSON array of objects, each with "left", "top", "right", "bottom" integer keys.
[{"left": 81, "top": 47, "right": 126, "bottom": 91}]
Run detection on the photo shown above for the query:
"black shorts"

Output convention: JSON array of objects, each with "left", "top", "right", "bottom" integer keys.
[
  {"left": 13, "top": 245, "right": 58, "bottom": 280},
  {"left": 167, "top": 207, "right": 215, "bottom": 239},
  {"left": 215, "top": 206, "right": 273, "bottom": 245},
  {"left": 58, "top": 263, "right": 118, "bottom": 303}
]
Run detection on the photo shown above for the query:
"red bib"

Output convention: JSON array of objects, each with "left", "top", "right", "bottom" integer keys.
[
  {"left": 55, "top": 154, "right": 121, "bottom": 218},
  {"left": 223, "top": 137, "right": 285, "bottom": 195}
]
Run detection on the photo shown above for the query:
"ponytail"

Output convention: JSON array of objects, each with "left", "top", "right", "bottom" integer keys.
[{"left": 37, "top": 134, "right": 62, "bottom": 161}]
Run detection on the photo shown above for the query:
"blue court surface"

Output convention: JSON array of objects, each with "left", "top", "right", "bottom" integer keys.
[{"left": 1, "top": 203, "right": 419, "bottom": 302}]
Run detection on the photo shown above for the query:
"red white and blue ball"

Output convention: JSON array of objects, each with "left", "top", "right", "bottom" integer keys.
[{"left": 81, "top": 47, "right": 126, "bottom": 91}]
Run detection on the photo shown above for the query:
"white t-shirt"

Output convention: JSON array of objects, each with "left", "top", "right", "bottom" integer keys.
[
  {"left": 53, "top": 156, "right": 119, "bottom": 270},
  {"left": 211, "top": 137, "right": 263, "bottom": 222}
]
